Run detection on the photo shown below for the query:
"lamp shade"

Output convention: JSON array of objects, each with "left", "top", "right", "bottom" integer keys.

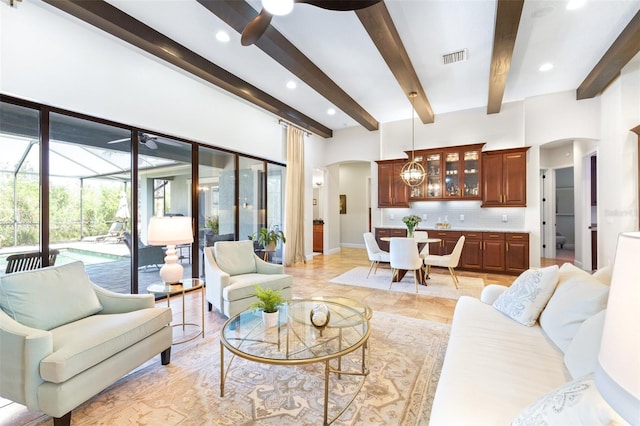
[
  {"left": 147, "top": 216, "right": 193, "bottom": 246},
  {"left": 595, "top": 231, "right": 640, "bottom": 423}
]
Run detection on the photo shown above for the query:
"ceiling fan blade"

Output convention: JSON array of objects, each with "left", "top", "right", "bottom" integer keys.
[
  {"left": 144, "top": 139, "right": 158, "bottom": 150},
  {"left": 295, "top": 0, "right": 382, "bottom": 11},
  {"left": 107, "top": 137, "right": 130, "bottom": 144},
  {"left": 241, "top": 9, "right": 273, "bottom": 46}
]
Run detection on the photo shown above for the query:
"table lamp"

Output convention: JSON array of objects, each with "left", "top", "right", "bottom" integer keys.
[
  {"left": 595, "top": 231, "right": 640, "bottom": 423},
  {"left": 147, "top": 216, "right": 193, "bottom": 285}
]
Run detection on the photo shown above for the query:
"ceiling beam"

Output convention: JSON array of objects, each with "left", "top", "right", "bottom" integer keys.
[
  {"left": 487, "top": 0, "right": 524, "bottom": 114},
  {"left": 42, "top": 0, "right": 333, "bottom": 138},
  {"left": 356, "top": 2, "right": 434, "bottom": 124},
  {"left": 197, "top": 0, "right": 379, "bottom": 132},
  {"left": 577, "top": 10, "right": 640, "bottom": 100}
]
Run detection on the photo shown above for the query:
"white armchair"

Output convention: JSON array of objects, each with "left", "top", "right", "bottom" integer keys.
[
  {"left": 0, "top": 261, "right": 172, "bottom": 426},
  {"left": 204, "top": 240, "right": 293, "bottom": 318}
]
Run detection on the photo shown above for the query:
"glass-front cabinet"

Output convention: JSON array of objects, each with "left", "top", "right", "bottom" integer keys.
[{"left": 408, "top": 143, "right": 484, "bottom": 201}]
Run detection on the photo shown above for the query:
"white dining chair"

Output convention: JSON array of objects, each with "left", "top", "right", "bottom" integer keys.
[
  {"left": 363, "top": 232, "right": 390, "bottom": 278},
  {"left": 413, "top": 230, "right": 430, "bottom": 258},
  {"left": 422, "top": 235, "right": 466, "bottom": 289},
  {"left": 389, "top": 237, "right": 423, "bottom": 293}
]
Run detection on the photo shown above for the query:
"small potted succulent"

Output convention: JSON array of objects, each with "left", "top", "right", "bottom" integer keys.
[
  {"left": 402, "top": 214, "right": 422, "bottom": 237},
  {"left": 248, "top": 285, "right": 285, "bottom": 328},
  {"left": 252, "top": 227, "right": 286, "bottom": 251}
]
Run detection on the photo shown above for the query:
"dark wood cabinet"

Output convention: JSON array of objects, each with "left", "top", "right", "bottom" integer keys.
[
  {"left": 409, "top": 143, "right": 484, "bottom": 201},
  {"left": 481, "top": 147, "right": 529, "bottom": 207},
  {"left": 375, "top": 228, "right": 528, "bottom": 274},
  {"left": 374, "top": 227, "right": 406, "bottom": 251},
  {"left": 460, "top": 231, "right": 483, "bottom": 270},
  {"left": 313, "top": 224, "right": 323, "bottom": 253},
  {"left": 505, "top": 233, "right": 529, "bottom": 274},
  {"left": 377, "top": 160, "right": 409, "bottom": 208},
  {"left": 482, "top": 232, "right": 506, "bottom": 272}
]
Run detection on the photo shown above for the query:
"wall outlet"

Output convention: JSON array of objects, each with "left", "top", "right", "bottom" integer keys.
[
  {"left": 459, "top": 214, "right": 464, "bottom": 221},
  {"left": 390, "top": 213, "right": 395, "bottom": 220},
  {"left": 422, "top": 213, "right": 428, "bottom": 220},
  {"left": 502, "top": 214, "right": 508, "bottom": 222}
]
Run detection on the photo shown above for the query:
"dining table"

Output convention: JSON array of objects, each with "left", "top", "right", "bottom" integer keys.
[{"left": 380, "top": 235, "right": 442, "bottom": 284}]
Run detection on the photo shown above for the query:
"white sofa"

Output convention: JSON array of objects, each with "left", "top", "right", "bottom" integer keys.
[
  {"left": 0, "top": 261, "right": 172, "bottom": 426},
  {"left": 430, "top": 263, "right": 623, "bottom": 425},
  {"left": 204, "top": 240, "right": 293, "bottom": 318}
]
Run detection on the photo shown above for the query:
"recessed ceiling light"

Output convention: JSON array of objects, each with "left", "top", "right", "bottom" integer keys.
[
  {"left": 216, "top": 31, "right": 230, "bottom": 43},
  {"left": 327, "top": 108, "right": 336, "bottom": 116},
  {"left": 566, "top": 0, "right": 585, "bottom": 10},
  {"left": 263, "top": 0, "right": 294, "bottom": 16},
  {"left": 539, "top": 62, "right": 554, "bottom": 72},
  {"left": 286, "top": 80, "right": 297, "bottom": 89}
]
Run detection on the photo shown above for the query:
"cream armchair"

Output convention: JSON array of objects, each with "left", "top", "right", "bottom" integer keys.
[
  {"left": 0, "top": 262, "right": 172, "bottom": 426},
  {"left": 204, "top": 240, "right": 293, "bottom": 318}
]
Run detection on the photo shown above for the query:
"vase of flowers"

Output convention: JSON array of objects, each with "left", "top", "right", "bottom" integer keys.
[{"left": 402, "top": 214, "right": 422, "bottom": 238}]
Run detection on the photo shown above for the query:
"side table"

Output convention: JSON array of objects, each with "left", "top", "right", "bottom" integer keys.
[{"left": 147, "top": 278, "right": 205, "bottom": 344}]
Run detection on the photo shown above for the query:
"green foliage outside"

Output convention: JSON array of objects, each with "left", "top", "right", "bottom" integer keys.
[{"left": 0, "top": 171, "right": 124, "bottom": 247}]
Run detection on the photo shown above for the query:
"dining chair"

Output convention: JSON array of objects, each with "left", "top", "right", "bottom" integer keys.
[
  {"left": 363, "top": 232, "right": 390, "bottom": 278},
  {"left": 422, "top": 235, "right": 466, "bottom": 289},
  {"left": 413, "top": 230, "right": 430, "bottom": 258},
  {"left": 389, "top": 237, "right": 423, "bottom": 293}
]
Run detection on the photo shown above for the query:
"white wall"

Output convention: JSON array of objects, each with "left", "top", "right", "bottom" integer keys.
[{"left": 0, "top": 1, "right": 285, "bottom": 163}]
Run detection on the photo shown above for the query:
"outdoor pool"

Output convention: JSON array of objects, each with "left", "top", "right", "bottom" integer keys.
[{"left": 55, "top": 248, "right": 128, "bottom": 266}]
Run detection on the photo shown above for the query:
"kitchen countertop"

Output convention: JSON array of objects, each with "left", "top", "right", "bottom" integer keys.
[{"left": 377, "top": 226, "right": 529, "bottom": 233}]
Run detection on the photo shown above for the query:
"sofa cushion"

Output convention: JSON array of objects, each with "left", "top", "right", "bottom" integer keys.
[
  {"left": 213, "top": 241, "right": 257, "bottom": 276},
  {"left": 592, "top": 264, "right": 613, "bottom": 285},
  {"left": 492, "top": 265, "right": 560, "bottom": 326},
  {"left": 40, "top": 306, "right": 172, "bottom": 383},
  {"left": 223, "top": 273, "right": 292, "bottom": 302},
  {"left": 0, "top": 261, "right": 103, "bottom": 331},
  {"left": 539, "top": 270, "right": 609, "bottom": 352},
  {"left": 511, "top": 373, "right": 625, "bottom": 426},
  {"left": 564, "top": 310, "right": 606, "bottom": 379}
]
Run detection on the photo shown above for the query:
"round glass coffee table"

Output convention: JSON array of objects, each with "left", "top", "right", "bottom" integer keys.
[{"left": 220, "top": 299, "right": 370, "bottom": 425}]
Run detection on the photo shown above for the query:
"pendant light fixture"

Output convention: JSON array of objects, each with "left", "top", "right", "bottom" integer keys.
[{"left": 400, "top": 92, "right": 426, "bottom": 187}]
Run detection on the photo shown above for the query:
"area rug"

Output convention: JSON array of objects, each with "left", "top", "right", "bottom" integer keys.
[
  {"left": 19, "top": 312, "right": 450, "bottom": 426},
  {"left": 329, "top": 266, "right": 484, "bottom": 300}
]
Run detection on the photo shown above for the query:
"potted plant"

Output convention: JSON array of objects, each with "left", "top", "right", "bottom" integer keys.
[
  {"left": 252, "top": 227, "right": 286, "bottom": 251},
  {"left": 248, "top": 285, "right": 285, "bottom": 328},
  {"left": 402, "top": 214, "right": 422, "bottom": 237}
]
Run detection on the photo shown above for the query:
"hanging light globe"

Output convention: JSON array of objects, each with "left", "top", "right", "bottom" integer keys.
[
  {"left": 400, "top": 92, "right": 426, "bottom": 187},
  {"left": 400, "top": 160, "right": 426, "bottom": 187}
]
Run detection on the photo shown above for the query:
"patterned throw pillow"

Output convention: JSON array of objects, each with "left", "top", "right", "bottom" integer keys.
[
  {"left": 511, "top": 373, "right": 627, "bottom": 426},
  {"left": 492, "top": 265, "right": 559, "bottom": 326}
]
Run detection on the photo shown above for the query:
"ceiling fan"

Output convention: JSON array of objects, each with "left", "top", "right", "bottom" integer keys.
[
  {"left": 108, "top": 132, "right": 181, "bottom": 150},
  {"left": 241, "top": 0, "right": 382, "bottom": 46}
]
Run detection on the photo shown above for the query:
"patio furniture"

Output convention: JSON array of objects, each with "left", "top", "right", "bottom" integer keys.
[
  {"left": 82, "top": 221, "right": 125, "bottom": 243},
  {"left": 123, "top": 232, "right": 165, "bottom": 270},
  {"left": 5, "top": 250, "right": 59, "bottom": 274}
]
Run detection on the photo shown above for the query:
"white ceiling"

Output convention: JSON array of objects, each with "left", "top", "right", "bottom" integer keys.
[{"left": 105, "top": 0, "right": 639, "bottom": 132}]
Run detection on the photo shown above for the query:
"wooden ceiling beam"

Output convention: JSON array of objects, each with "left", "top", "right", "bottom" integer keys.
[
  {"left": 198, "top": 0, "right": 379, "bottom": 132},
  {"left": 42, "top": 0, "right": 333, "bottom": 138},
  {"left": 356, "top": 2, "right": 434, "bottom": 124},
  {"left": 487, "top": 0, "right": 524, "bottom": 114},
  {"left": 577, "top": 10, "right": 640, "bottom": 100}
]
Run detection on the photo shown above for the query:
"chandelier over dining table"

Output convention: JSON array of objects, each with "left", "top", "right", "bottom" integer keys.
[{"left": 400, "top": 92, "right": 426, "bottom": 187}]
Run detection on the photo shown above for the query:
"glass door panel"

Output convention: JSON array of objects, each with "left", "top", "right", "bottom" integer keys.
[
  {"left": 463, "top": 149, "right": 480, "bottom": 197},
  {"left": 137, "top": 133, "right": 192, "bottom": 290},
  {"left": 239, "top": 157, "right": 265, "bottom": 245},
  {"left": 49, "top": 112, "right": 132, "bottom": 292},
  {"left": 0, "top": 102, "right": 41, "bottom": 272},
  {"left": 426, "top": 154, "right": 441, "bottom": 198},
  {"left": 198, "top": 146, "right": 236, "bottom": 277},
  {"left": 444, "top": 151, "right": 460, "bottom": 197},
  {"left": 267, "top": 163, "right": 285, "bottom": 263}
]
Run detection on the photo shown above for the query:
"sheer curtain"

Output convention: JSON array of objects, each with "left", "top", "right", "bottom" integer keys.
[{"left": 284, "top": 126, "right": 305, "bottom": 266}]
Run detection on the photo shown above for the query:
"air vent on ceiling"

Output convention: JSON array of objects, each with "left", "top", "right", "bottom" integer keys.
[{"left": 442, "top": 49, "right": 468, "bottom": 65}]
